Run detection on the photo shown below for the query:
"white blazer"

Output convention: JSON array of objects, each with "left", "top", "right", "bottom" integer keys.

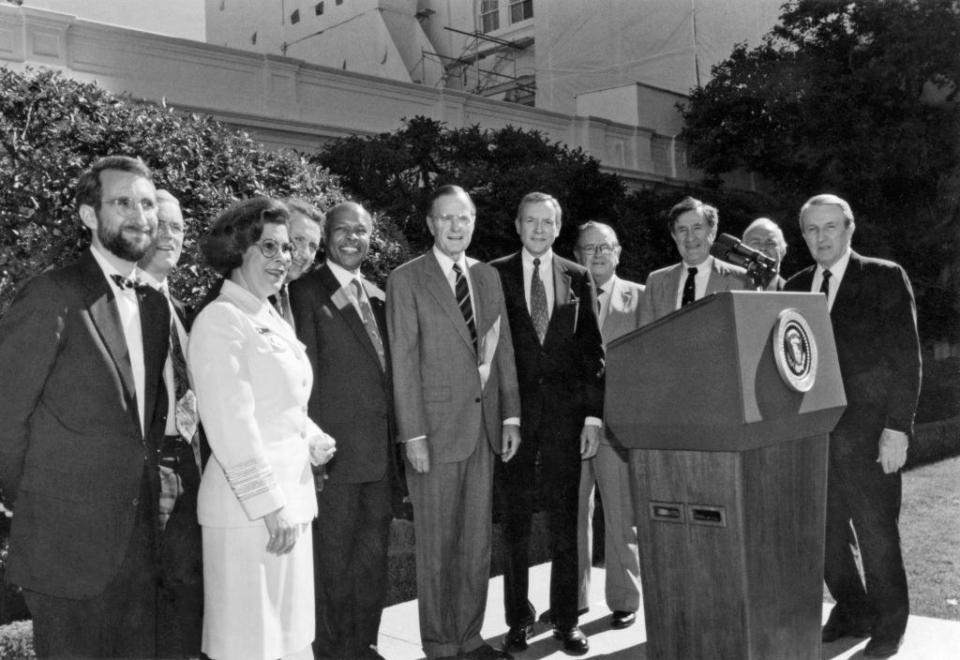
[{"left": 188, "top": 279, "right": 323, "bottom": 527}]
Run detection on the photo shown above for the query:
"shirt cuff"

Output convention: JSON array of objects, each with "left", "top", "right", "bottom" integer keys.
[
  {"left": 503, "top": 417, "right": 520, "bottom": 426},
  {"left": 399, "top": 435, "right": 426, "bottom": 444},
  {"left": 584, "top": 417, "right": 602, "bottom": 427}
]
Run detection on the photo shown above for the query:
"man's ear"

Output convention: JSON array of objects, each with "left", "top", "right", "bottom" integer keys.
[{"left": 79, "top": 204, "right": 98, "bottom": 233}]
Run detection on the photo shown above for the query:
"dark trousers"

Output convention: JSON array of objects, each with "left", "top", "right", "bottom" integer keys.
[
  {"left": 25, "top": 473, "right": 159, "bottom": 659},
  {"left": 313, "top": 478, "right": 393, "bottom": 660},
  {"left": 825, "top": 418, "right": 909, "bottom": 639},
  {"left": 157, "top": 442, "right": 203, "bottom": 659},
  {"left": 499, "top": 425, "right": 581, "bottom": 629}
]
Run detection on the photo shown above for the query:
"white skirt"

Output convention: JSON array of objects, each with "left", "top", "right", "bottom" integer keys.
[{"left": 201, "top": 524, "right": 314, "bottom": 660}]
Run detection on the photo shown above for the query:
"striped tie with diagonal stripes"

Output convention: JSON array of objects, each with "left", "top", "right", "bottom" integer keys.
[{"left": 453, "top": 263, "right": 477, "bottom": 352}]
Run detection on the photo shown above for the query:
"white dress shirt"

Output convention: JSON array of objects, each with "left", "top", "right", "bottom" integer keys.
[
  {"left": 327, "top": 259, "right": 367, "bottom": 315},
  {"left": 90, "top": 245, "right": 146, "bottom": 434},
  {"left": 810, "top": 248, "right": 852, "bottom": 312},
  {"left": 675, "top": 255, "right": 715, "bottom": 309},
  {"left": 432, "top": 245, "right": 477, "bottom": 319}
]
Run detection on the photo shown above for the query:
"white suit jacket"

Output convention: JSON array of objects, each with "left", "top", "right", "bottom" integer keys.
[{"left": 188, "top": 279, "right": 323, "bottom": 527}]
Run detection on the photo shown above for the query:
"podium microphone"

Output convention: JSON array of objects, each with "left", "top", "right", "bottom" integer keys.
[{"left": 710, "top": 233, "right": 777, "bottom": 289}]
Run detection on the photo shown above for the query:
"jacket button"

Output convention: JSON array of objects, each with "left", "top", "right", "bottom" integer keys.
[
  {"left": 475, "top": 397, "right": 481, "bottom": 403},
  {"left": 131, "top": 497, "right": 139, "bottom": 507}
]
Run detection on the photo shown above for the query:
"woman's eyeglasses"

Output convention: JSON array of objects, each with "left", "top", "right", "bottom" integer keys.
[{"left": 255, "top": 239, "right": 294, "bottom": 259}]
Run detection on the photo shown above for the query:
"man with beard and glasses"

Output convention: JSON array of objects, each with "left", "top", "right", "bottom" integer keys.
[{"left": 0, "top": 155, "right": 170, "bottom": 658}]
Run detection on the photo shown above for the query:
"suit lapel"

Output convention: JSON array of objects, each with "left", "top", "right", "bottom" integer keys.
[
  {"left": 553, "top": 257, "right": 571, "bottom": 313},
  {"left": 467, "top": 259, "right": 490, "bottom": 336},
  {"left": 831, "top": 252, "right": 863, "bottom": 318},
  {"left": 79, "top": 253, "right": 138, "bottom": 418},
  {"left": 318, "top": 266, "right": 384, "bottom": 369},
  {"left": 662, "top": 263, "right": 682, "bottom": 312},
  {"left": 423, "top": 252, "right": 474, "bottom": 350},
  {"left": 139, "top": 287, "right": 169, "bottom": 442}
]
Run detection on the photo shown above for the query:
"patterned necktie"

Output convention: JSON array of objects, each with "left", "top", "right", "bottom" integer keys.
[
  {"left": 681, "top": 267, "right": 698, "bottom": 307},
  {"left": 596, "top": 286, "right": 605, "bottom": 327},
  {"left": 352, "top": 279, "right": 386, "bottom": 371},
  {"left": 452, "top": 263, "right": 477, "bottom": 352},
  {"left": 531, "top": 258, "right": 549, "bottom": 344},
  {"left": 277, "top": 283, "right": 295, "bottom": 328},
  {"left": 169, "top": 317, "right": 189, "bottom": 400},
  {"left": 820, "top": 269, "right": 832, "bottom": 299}
]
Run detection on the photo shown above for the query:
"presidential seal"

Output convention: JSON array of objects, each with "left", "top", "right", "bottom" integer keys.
[{"left": 772, "top": 308, "right": 817, "bottom": 392}]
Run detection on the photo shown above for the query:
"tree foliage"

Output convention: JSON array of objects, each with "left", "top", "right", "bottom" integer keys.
[
  {"left": 0, "top": 67, "right": 408, "bottom": 312},
  {"left": 680, "top": 0, "right": 960, "bottom": 341},
  {"left": 314, "top": 116, "right": 628, "bottom": 262}
]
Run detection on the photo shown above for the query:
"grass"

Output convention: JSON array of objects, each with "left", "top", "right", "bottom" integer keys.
[{"left": 901, "top": 453, "right": 960, "bottom": 620}]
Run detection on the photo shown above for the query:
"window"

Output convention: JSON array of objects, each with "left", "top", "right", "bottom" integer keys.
[
  {"left": 509, "top": 0, "right": 532, "bottom": 23},
  {"left": 291, "top": 9, "right": 300, "bottom": 24},
  {"left": 315, "top": 2, "right": 324, "bottom": 15},
  {"left": 480, "top": 0, "right": 499, "bottom": 33}
]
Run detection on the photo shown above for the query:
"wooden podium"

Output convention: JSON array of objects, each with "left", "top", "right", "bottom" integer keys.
[{"left": 604, "top": 291, "right": 846, "bottom": 660}]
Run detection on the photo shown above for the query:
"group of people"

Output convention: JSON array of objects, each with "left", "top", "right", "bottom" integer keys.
[{"left": 0, "top": 154, "right": 919, "bottom": 660}]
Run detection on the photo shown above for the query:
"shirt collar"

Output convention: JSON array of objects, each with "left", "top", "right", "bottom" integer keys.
[
  {"left": 522, "top": 248, "right": 554, "bottom": 269},
  {"left": 432, "top": 245, "right": 469, "bottom": 277},
  {"left": 821, "top": 247, "right": 852, "bottom": 281},
  {"left": 90, "top": 245, "right": 140, "bottom": 291},
  {"left": 219, "top": 278, "right": 272, "bottom": 315},
  {"left": 682, "top": 255, "right": 713, "bottom": 273},
  {"left": 139, "top": 271, "right": 168, "bottom": 293},
  {"left": 326, "top": 259, "right": 362, "bottom": 289}
]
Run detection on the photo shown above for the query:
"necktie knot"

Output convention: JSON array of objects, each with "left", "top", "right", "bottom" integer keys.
[
  {"left": 822, "top": 269, "right": 832, "bottom": 281},
  {"left": 110, "top": 273, "right": 143, "bottom": 290},
  {"left": 688, "top": 267, "right": 698, "bottom": 276}
]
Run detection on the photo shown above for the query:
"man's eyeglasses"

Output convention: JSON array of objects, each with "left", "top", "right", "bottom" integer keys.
[
  {"left": 577, "top": 243, "right": 616, "bottom": 255},
  {"left": 103, "top": 197, "right": 157, "bottom": 216},
  {"left": 255, "top": 239, "right": 294, "bottom": 259}
]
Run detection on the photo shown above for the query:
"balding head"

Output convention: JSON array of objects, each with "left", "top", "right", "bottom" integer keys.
[
  {"left": 742, "top": 217, "right": 786, "bottom": 272},
  {"left": 139, "top": 189, "right": 185, "bottom": 281}
]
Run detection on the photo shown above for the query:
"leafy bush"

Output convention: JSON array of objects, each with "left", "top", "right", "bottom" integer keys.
[
  {"left": 0, "top": 620, "right": 33, "bottom": 660},
  {"left": 0, "top": 66, "right": 409, "bottom": 311}
]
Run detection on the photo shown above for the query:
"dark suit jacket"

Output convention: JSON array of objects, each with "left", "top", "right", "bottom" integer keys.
[
  {"left": 785, "top": 251, "right": 921, "bottom": 435},
  {"left": 490, "top": 252, "right": 605, "bottom": 433},
  {"left": 289, "top": 264, "right": 394, "bottom": 484},
  {"left": 387, "top": 251, "right": 521, "bottom": 463},
  {"left": 0, "top": 250, "right": 169, "bottom": 598}
]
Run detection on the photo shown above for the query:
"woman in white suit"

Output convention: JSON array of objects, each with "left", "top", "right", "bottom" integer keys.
[{"left": 188, "top": 197, "right": 336, "bottom": 660}]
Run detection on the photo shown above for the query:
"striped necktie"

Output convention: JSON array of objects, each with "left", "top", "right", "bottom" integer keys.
[{"left": 453, "top": 263, "right": 477, "bottom": 352}]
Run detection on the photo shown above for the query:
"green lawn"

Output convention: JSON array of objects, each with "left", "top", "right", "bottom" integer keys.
[{"left": 902, "top": 454, "right": 960, "bottom": 620}]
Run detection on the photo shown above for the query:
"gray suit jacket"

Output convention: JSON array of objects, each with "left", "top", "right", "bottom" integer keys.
[
  {"left": 639, "top": 258, "right": 749, "bottom": 326},
  {"left": 600, "top": 275, "right": 644, "bottom": 344},
  {"left": 387, "top": 251, "right": 521, "bottom": 464}
]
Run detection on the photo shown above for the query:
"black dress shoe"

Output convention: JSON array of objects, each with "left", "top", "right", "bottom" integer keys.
[
  {"left": 537, "top": 606, "right": 589, "bottom": 624},
  {"left": 864, "top": 635, "right": 904, "bottom": 658},
  {"left": 611, "top": 610, "right": 636, "bottom": 628},
  {"left": 502, "top": 624, "right": 532, "bottom": 653},
  {"left": 821, "top": 609, "right": 871, "bottom": 643},
  {"left": 552, "top": 625, "right": 589, "bottom": 655},
  {"left": 461, "top": 642, "right": 514, "bottom": 659}
]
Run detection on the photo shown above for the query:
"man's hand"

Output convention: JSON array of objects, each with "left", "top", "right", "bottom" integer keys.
[
  {"left": 406, "top": 438, "right": 430, "bottom": 474},
  {"left": 877, "top": 428, "right": 908, "bottom": 474},
  {"left": 501, "top": 424, "right": 521, "bottom": 462},
  {"left": 580, "top": 424, "right": 600, "bottom": 459}
]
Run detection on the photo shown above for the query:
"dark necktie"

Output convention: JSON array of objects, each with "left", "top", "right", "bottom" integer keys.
[
  {"left": 169, "top": 317, "right": 189, "bottom": 401},
  {"left": 596, "top": 287, "right": 604, "bottom": 314},
  {"left": 276, "top": 283, "right": 295, "bottom": 328},
  {"left": 453, "top": 263, "right": 477, "bottom": 352},
  {"left": 820, "top": 269, "right": 832, "bottom": 300},
  {"left": 352, "top": 279, "right": 386, "bottom": 371},
  {"left": 681, "top": 267, "right": 698, "bottom": 307},
  {"left": 531, "top": 258, "right": 549, "bottom": 344}
]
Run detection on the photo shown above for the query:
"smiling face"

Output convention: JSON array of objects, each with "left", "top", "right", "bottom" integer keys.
[
  {"left": 286, "top": 212, "right": 322, "bottom": 281},
  {"left": 575, "top": 224, "right": 620, "bottom": 286},
  {"left": 427, "top": 190, "right": 476, "bottom": 260},
  {"left": 671, "top": 208, "right": 716, "bottom": 266},
  {"left": 80, "top": 169, "right": 158, "bottom": 263},
  {"left": 325, "top": 203, "right": 372, "bottom": 273},
  {"left": 139, "top": 195, "right": 184, "bottom": 280},
  {"left": 516, "top": 200, "right": 561, "bottom": 257},
  {"left": 238, "top": 222, "right": 291, "bottom": 300},
  {"left": 800, "top": 203, "right": 854, "bottom": 270}
]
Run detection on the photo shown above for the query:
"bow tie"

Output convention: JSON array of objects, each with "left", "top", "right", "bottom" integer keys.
[{"left": 110, "top": 273, "right": 145, "bottom": 290}]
